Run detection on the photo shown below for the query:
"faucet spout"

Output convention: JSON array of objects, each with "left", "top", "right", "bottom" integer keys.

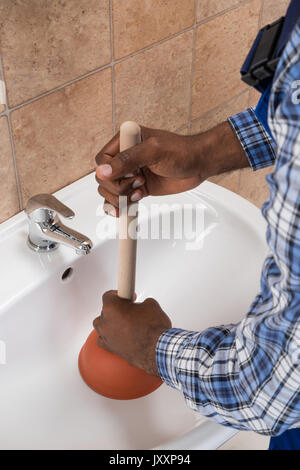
[
  {"left": 25, "top": 194, "right": 93, "bottom": 255},
  {"left": 46, "top": 218, "right": 92, "bottom": 255}
]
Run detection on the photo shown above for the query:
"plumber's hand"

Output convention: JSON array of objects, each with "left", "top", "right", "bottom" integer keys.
[
  {"left": 95, "top": 127, "right": 206, "bottom": 217},
  {"left": 93, "top": 290, "right": 172, "bottom": 377}
]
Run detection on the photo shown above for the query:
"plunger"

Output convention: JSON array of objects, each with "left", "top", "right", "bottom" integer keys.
[{"left": 78, "top": 121, "right": 162, "bottom": 400}]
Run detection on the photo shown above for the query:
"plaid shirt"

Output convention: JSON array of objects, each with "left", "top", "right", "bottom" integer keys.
[{"left": 156, "top": 22, "right": 300, "bottom": 436}]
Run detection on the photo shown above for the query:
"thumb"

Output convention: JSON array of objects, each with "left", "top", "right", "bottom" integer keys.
[{"left": 96, "top": 138, "right": 159, "bottom": 181}]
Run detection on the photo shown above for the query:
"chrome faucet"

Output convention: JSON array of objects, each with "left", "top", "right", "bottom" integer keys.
[{"left": 25, "top": 194, "right": 93, "bottom": 255}]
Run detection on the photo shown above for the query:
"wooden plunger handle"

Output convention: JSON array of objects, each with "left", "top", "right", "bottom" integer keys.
[{"left": 118, "top": 122, "right": 142, "bottom": 300}]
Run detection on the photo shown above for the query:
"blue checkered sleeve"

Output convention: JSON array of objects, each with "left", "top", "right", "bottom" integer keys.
[
  {"left": 156, "top": 23, "right": 300, "bottom": 436},
  {"left": 228, "top": 108, "right": 276, "bottom": 171}
]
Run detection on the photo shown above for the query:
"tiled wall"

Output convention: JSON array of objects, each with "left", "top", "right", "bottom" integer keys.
[{"left": 0, "top": 0, "right": 290, "bottom": 224}]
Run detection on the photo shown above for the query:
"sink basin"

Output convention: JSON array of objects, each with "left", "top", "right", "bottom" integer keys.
[{"left": 0, "top": 173, "right": 267, "bottom": 450}]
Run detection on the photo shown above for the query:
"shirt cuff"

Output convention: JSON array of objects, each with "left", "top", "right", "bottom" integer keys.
[
  {"left": 228, "top": 107, "right": 276, "bottom": 171},
  {"left": 156, "top": 328, "right": 196, "bottom": 389}
]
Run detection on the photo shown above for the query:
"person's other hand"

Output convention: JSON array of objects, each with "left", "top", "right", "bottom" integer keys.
[
  {"left": 95, "top": 127, "right": 206, "bottom": 217},
  {"left": 93, "top": 290, "right": 172, "bottom": 376}
]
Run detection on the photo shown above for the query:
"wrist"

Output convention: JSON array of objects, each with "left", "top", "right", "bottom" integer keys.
[
  {"left": 136, "top": 327, "right": 169, "bottom": 377},
  {"left": 189, "top": 121, "right": 249, "bottom": 180}
]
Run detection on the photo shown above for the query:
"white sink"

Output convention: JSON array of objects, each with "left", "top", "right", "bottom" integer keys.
[{"left": 0, "top": 173, "right": 267, "bottom": 450}]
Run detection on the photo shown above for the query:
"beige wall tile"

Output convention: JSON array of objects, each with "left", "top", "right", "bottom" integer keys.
[
  {"left": 190, "top": 91, "right": 249, "bottom": 134},
  {"left": 197, "top": 0, "right": 243, "bottom": 22},
  {"left": 177, "top": 127, "right": 189, "bottom": 135},
  {"left": 249, "top": 88, "right": 261, "bottom": 108},
  {"left": 192, "top": 0, "right": 261, "bottom": 118},
  {"left": 190, "top": 93, "right": 249, "bottom": 196},
  {"left": 113, "top": 0, "right": 195, "bottom": 59},
  {"left": 239, "top": 166, "right": 273, "bottom": 208},
  {"left": 0, "top": 116, "right": 20, "bottom": 222},
  {"left": 115, "top": 31, "right": 193, "bottom": 132},
  {"left": 209, "top": 170, "right": 240, "bottom": 193},
  {"left": 0, "top": 0, "right": 111, "bottom": 107},
  {"left": 11, "top": 69, "right": 113, "bottom": 206},
  {"left": 261, "top": 0, "right": 290, "bottom": 25}
]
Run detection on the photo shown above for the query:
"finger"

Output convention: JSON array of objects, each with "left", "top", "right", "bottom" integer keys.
[
  {"left": 93, "top": 314, "right": 104, "bottom": 332},
  {"left": 103, "top": 201, "right": 118, "bottom": 218},
  {"left": 101, "top": 290, "right": 137, "bottom": 304},
  {"left": 95, "top": 152, "right": 113, "bottom": 169},
  {"left": 95, "top": 126, "right": 156, "bottom": 168},
  {"left": 102, "top": 290, "right": 119, "bottom": 305},
  {"left": 98, "top": 185, "right": 145, "bottom": 208},
  {"left": 97, "top": 336, "right": 112, "bottom": 352},
  {"left": 98, "top": 186, "right": 119, "bottom": 208},
  {"left": 96, "top": 173, "right": 145, "bottom": 196},
  {"left": 96, "top": 138, "right": 160, "bottom": 181},
  {"left": 95, "top": 133, "right": 120, "bottom": 165}
]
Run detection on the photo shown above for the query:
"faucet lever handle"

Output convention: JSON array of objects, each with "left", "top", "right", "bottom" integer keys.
[{"left": 25, "top": 194, "right": 75, "bottom": 219}]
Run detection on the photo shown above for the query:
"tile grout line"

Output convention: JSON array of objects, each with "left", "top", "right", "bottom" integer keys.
[
  {"left": 109, "top": 0, "right": 116, "bottom": 135},
  {"left": 175, "top": 124, "right": 189, "bottom": 134},
  {"left": 0, "top": 24, "right": 196, "bottom": 115},
  {"left": 248, "top": 0, "right": 265, "bottom": 109},
  {"left": 190, "top": 89, "right": 250, "bottom": 127},
  {"left": 196, "top": 0, "right": 252, "bottom": 25},
  {"left": 0, "top": 62, "right": 113, "bottom": 114},
  {"left": 187, "top": 0, "right": 198, "bottom": 135},
  {"left": 0, "top": 56, "right": 23, "bottom": 210},
  {"left": 258, "top": 0, "right": 265, "bottom": 28},
  {"left": 0, "top": 0, "right": 253, "bottom": 118}
]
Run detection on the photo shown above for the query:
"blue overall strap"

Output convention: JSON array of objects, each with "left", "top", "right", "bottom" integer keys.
[
  {"left": 277, "top": 0, "right": 300, "bottom": 54},
  {"left": 269, "top": 429, "right": 300, "bottom": 451},
  {"left": 254, "top": 0, "right": 300, "bottom": 139},
  {"left": 255, "top": 83, "right": 273, "bottom": 138}
]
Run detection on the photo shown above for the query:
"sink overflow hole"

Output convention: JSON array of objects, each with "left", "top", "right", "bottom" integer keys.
[{"left": 61, "top": 267, "right": 74, "bottom": 282}]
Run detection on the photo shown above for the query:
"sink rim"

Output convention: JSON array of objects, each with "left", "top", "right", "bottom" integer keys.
[{"left": 0, "top": 172, "right": 267, "bottom": 450}]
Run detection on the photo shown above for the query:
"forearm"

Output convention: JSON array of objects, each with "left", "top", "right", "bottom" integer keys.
[
  {"left": 189, "top": 121, "right": 250, "bottom": 179},
  {"left": 188, "top": 107, "right": 276, "bottom": 181}
]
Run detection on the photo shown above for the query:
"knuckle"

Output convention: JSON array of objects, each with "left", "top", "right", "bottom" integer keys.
[
  {"left": 148, "top": 136, "right": 160, "bottom": 151},
  {"left": 144, "top": 297, "right": 157, "bottom": 306},
  {"left": 100, "top": 191, "right": 118, "bottom": 207},
  {"left": 117, "top": 180, "right": 132, "bottom": 196},
  {"left": 93, "top": 316, "right": 100, "bottom": 330},
  {"left": 119, "top": 151, "right": 131, "bottom": 164},
  {"left": 95, "top": 152, "right": 105, "bottom": 166},
  {"left": 98, "top": 186, "right": 105, "bottom": 197},
  {"left": 114, "top": 183, "right": 123, "bottom": 196},
  {"left": 102, "top": 290, "right": 115, "bottom": 304}
]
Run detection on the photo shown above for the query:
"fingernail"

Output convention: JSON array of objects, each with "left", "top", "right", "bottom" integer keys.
[
  {"left": 109, "top": 207, "right": 116, "bottom": 217},
  {"left": 125, "top": 173, "right": 135, "bottom": 178},
  {"left": 104, "top": 205, "right": 116, "bottom": 217},
  {"left": 131, "top": 191, "right": 142, "bottom": 202},
  {"left": 98, "top": 164, "right": 112, "bottom": 178},
  {"left": 132, "top": 179, "right": 144, "bottom": 189}
]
